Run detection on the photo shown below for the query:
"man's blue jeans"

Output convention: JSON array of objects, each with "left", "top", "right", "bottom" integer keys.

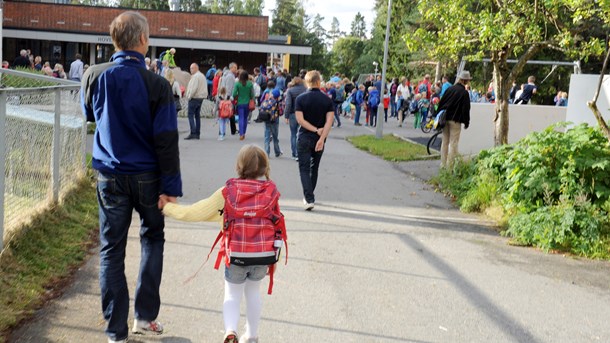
[
  {"left": 354, "top": 104, "right": 362, "bottom": 124},
  {"left": 333, "top": 103, "right": 342, "bottom": 127},
  {"left": 297, "top": 132, "right": 324, "bottom": 204},
  {"left": 287, "top": 113, "right": 299, "bottom": 158},
  {"left": 188, "top": 98, "right": 203, "bottom": 137},
  {"left": 390, "top": 97, "right": 397, "bottom": 117},
  {"left": 97, "top": 171, "right": 165, "bottom": 341}
]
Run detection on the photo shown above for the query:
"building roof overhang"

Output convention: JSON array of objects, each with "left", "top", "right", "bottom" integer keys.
[{"left": 3, "top": 28, "right": 312, "bottom": 55}]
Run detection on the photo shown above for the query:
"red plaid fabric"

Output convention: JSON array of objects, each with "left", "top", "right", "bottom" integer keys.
[{"left": 212, "top": 178, "right": 287, "bottom": 269}]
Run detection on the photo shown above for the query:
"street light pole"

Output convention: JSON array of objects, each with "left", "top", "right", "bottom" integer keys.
[{"left": 375, "top": 0, "right": 392, "bottom": 138}]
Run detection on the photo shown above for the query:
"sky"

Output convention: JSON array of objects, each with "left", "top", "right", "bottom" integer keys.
[{"left": 262, "top": 0, "right": 375, "bottom": 36}]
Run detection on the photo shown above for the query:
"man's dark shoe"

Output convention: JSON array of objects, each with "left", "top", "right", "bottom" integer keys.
[{"left": 184, "top": 135, "right": 194, "bottom": 140}]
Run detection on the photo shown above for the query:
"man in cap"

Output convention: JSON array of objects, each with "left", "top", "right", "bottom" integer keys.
[{"left": 436, "top": 70, "right": 471, "bottom": 169}]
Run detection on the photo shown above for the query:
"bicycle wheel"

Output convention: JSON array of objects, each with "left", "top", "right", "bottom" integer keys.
[
  {"left": 421, "top": 118, "right": 432, "bottom": 133},
  {"left": 427, "top": 130, "right": 442, "bottom": 155}
]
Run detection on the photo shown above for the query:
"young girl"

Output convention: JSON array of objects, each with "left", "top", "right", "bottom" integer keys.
[
  {"left": 215, "top": 86, "right": 231, "bottom": 140},
  {"left": 162, "top": 145, "right": 283, "bottom": 343}
]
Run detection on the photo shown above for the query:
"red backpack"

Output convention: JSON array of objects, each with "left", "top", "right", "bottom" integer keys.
[
  {"left": 219, "top": 99, "right": 234, "bottom": 119},
  {"left": 209, "top": 178, "right": 287, "bottom": 294}
]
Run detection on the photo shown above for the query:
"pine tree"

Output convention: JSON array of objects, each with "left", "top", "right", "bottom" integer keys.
[{"left": 349, "top": 12, "right": 366, "bottom": 39}]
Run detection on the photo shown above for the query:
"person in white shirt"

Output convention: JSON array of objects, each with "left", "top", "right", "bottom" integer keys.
[
  {"left": 184, "top": 63, "right": 208, "bottom": 140},
  {"left": 68, "top": 53, "right": 84, "bottom": 81}
]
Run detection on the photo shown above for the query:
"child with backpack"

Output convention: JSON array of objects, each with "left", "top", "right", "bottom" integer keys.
[
  {"left": 259, "top": 89, "right": 283, "bottom": 157},
  {"left": 161, "top": 144, "right": 287, "bottom": 343},
  {"left": 415, "top": 92, "right": 430, "bottom": 129},
  {"left": 383, "top": 89, "right": 390, "bottom": 123},
  {"left": 367, "top": 86, "right": 380, "bottom": 128},
  {"left": 215, "top": 86, "right": 233, "bottom": 141}
]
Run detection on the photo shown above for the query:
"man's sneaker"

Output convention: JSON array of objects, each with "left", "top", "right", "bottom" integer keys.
[
  {"left": 239, "top": 336, "right": 259, "bottom": 343},
  {"left": 224, "top": 331, "right": 238, "bottom": 343},
  {"left": 108, "top": 339, "right": 127, "bottom": 343},
  {"left": 218, "top": 135, "right": 225, "bottom": 141},
  {"left": 132, "top": 319, "right": 163, "bottom": 335},
  {"left": 303, "top": 198, "right": 314, "bottom": 211}
]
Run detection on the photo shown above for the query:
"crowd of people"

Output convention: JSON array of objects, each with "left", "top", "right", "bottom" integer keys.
[{"left": 6, "top": 49, "right": 88, "bottom": 81}]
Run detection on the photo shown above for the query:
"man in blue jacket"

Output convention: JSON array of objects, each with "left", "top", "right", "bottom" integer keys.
[{"left": 81, "top": 11, "right": 182, "bottom": 343}]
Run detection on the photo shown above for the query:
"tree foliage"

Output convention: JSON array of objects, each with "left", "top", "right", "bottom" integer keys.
[
  {"left": 408, "top": 0, "right": 609, "bottom": 146},
  {"left": 331, "top": 36, "right": 367, "bottom": 77},
  {"left": 327, "top": 17, "right": 345, "bottom": 48},
  {"left": 349, "top": 12, "right": 367, "bottom": 39}
]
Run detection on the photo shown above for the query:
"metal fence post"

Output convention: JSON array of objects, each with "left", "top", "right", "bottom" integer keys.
[
  {"left": 0, "top": 91, "right": 7, "bottom": 251},
  {"left": 52, "top": 89, "right": 61, "bottom": 203}
]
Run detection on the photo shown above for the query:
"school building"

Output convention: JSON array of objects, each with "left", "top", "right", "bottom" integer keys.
[{"left": 1, "top": 1, "right": 311, "bottom": 73}]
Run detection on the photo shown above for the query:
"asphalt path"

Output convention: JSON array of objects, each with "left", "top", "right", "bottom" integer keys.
[{"left": 9, "top": 114, "right": 610, "bottom": 343}]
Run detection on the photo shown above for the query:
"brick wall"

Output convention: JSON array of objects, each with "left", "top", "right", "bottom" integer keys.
[{"left": 3, "top": 1, "right": 269, "bottom": 43}]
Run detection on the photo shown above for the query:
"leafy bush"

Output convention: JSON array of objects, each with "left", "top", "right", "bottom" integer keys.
[{"left": 439, "top": 122, "right": 610, "bottom": 258}]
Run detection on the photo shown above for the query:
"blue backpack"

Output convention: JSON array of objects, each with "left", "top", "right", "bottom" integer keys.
[
  {"left": 418, "top": 82, "right": 428, "bottom": 95},
  {"left": 368, "top": 91, "right": 380, "bottom": 107},
  {"left": 259, "top": 94, "right": 277, "bottom": 113},
  {"left": 409, "top": 99, "right": 419, "bottom": 113}
]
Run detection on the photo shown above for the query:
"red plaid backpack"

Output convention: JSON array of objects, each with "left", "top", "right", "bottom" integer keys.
[{"left": 209, "top": 178, "right": 287, "bottom": 294}]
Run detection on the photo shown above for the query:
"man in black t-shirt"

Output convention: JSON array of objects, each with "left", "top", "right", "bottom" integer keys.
[{"left": 295, "top": 70, "right": 335, "bottom": 210}]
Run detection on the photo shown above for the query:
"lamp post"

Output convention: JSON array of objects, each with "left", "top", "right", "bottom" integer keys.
[
  {"left": 373, "top": 61, "right": 379, "bottom": 78},
  {"left": 375, "top": 0, "right": 392, "bottom": 138}
]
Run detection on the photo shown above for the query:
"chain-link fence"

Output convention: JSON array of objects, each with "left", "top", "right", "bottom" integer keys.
[{"left": 0, "top": 69, "right": 85, "bottom": 250}]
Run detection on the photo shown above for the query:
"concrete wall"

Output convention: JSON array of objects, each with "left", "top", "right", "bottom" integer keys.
[
  {"left": 457, "top": 73, "right": 609, "bottom": 156},
  {"left": 460, "top": 103, "right": 567, "bottom": 156},
  {"left": 565, "top": 74, "right": 610, "bottom": 127}
]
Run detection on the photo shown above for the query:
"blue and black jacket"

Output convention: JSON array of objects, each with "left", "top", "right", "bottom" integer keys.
[{"left": 81, "top": 50, "right": 182, "bottom": 197}]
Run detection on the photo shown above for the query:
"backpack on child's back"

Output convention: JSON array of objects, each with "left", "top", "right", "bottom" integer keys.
[
  {"left": 218, "top": 98, "right": 233, "bottom": 119},
  {"left": 257, "top": 93, "right": 278, "bottom": 122},
  {"left": 209, "top": 178, "right": 287, "bottom": 294},
  {"left": 368, "top": 91, "right": 380, "bottom": 108}
]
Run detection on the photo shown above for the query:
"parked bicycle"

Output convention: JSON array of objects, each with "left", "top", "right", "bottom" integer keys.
[
  {"left": 427, "top": 128, "right": 442, "bottom": 155},
  {"left": 421, "top": 115, "right": 434, "bottom": 133}
]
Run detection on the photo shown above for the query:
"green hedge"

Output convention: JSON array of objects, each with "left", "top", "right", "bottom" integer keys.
[{"left": 435, "top": 123, "right": 610, "bottom": 258}]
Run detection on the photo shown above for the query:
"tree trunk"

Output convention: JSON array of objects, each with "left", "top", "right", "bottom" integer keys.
[
  {"left": 588, "top": 45, "right": 610, "bottom": 142},
  {"left": 492, "top": 57, "right": 511, "bottom": 146}
]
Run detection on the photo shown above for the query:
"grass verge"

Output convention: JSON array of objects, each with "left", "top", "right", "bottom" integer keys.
[
  {"left": 347, "top": 134, "right": 432, "bottom": 162},
  {"left": 0, "top": 170, "right": 98, "bottom": 342}
]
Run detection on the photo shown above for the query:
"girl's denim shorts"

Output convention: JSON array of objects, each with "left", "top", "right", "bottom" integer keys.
[{"left": 225, "top": 264, "right": 268, "bottom": 284}]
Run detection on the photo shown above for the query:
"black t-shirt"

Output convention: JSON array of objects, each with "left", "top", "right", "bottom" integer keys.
[{"left": 295, "top": 88, "right": 334, "bottom": 135}]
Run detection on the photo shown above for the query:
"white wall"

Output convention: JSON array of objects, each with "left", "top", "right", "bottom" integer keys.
[
  {"left": 565, "top": 74, "right": 610, "bottom": 127},
  {"left": 456, "top": 73, "right": 609, "bottom": 156},
  {"left": 459, "top": 103, "right": 567, "bottom": 156}
]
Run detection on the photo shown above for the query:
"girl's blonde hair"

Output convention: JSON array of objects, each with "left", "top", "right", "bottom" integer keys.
[
  {"left": 236, "top": 144, "right": 270, "bottom": 180},
  {"left": 219, "top": 86, "right": 227, "bottom": 97}
]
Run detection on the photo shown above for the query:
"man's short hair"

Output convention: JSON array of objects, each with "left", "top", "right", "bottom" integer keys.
[
  {"left": 20, "top": 49, "right": 27, "bottom": 57},
  {"left": 110, "top": 11, "right": 149, "bottom": 51},
  {"left": 75, "top": 53, "right": 82, "bottom": 60},
  {"left": 305, "top": 70, "right": 321, "bottom": 88}
]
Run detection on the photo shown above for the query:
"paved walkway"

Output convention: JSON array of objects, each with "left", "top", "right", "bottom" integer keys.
[{"left": 10, "top": 114, "right": 610, "bottom": 343}]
